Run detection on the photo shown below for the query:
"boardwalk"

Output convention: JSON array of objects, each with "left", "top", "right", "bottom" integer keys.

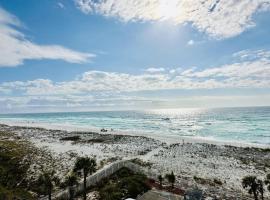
[
  {"left": 40, "top": 160, "right": 186, "bottom": 200},
  {"left": 40, "top": 160, "right": 144, "bottom": 200}
]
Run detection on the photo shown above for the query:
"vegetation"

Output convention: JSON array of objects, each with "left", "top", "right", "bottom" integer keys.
[
  {"left": 99, "top": 184, "right": 122, "bottom": 200},
  {"left": 131, "top": 158, "right": 153, "bottom": 168},
  {"left": 265, "top": 174, "right": 270, "bottom": 192},
  {"left": 165, "top": 171, "right": 176, "bottom": 189},
  {"left": 120, "top": 174, "right": 149, "bottom": 197},
  {"left": 0, "top": 135, "right": 34, "bottom": 199},
  {"left": 60, "top": 136, "right": 80, "bottom": 141},
  {"left": 0, "top": 185, "right": 33, "bottom": 200},
  {"left": 97, "top": 167, "right": 150, "bottom": 200},
  {"left": 73, "top": 156, "right": 97, "bottom": 200},
  {"left": 213, "top": 178, "right": 223, "bottom": 185},
  {"left": 193, "top": 176, "right": 223, "bottom": 186},
  {"left": 158, "top": 174, "right": 163, "bottom": 188},
  {"left": 0, "top": 140, "right": 29, "bottom": 187},
  {"left": 257, "top": 179, "right": 264, "bottom": 200},
  {"left": 64, "top": 172, "right": 78, "bottom": 200},
  {"left": 2, "top": 129, "right": 270, "bottom": 200},
  {"left": 87, "top": 138, "right": 106, "bottom": 143},
  {"left": 37, "top": 171, "right": 59, "bottom": 200},
  {"left": 242, "top": 176, "right": 263, "bottom": 200}
]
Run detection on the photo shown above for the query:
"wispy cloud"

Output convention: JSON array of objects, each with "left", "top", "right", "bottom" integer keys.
[
  {"left": 75, "top": 0, "right": 270, "bottom": 39},
  {"left": 145, "top": 67, "right": 165, "bottom": 73},
  {"left": 57, "top": 2, "right": 65, "bottom": 9},
  {"left": 2, "top": 93, "right": 270, "bottom": 113},
  {"left": 187, "top": 40, "right": 195, "bottom": 46},
  {"left": 0, "top": 7, "right": 95, "bottom": 67}
]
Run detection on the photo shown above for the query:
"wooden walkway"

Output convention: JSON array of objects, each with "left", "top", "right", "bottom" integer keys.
[{"left": 40, "top": 160, "right": 143, "bottom": 200}]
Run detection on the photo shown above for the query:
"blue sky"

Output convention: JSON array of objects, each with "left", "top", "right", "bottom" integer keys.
[{"left": 0, "top": 0, "right": 270, "bottom": 113}]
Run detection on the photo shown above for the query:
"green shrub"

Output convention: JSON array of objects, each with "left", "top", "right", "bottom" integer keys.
[
  {"left": 97, "top": 168, "right": 149, "bottom": 200},
  {"left": 99, "top": 184, "right": 122, "bottom": 200},
  {"left": 0, "top": 185, "right": 34, "bottom": 200},
  {"left": 0, "top": 140, "right": 30, "bottom": 188}
]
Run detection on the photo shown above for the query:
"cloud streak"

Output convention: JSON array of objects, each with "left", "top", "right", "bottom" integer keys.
[
  {"left": 0, "top": 7, "right": 94, "bottom": 67},
  {"left": 145, "top": 67, "right": 165, "bottom": 73},
  {"left": 75, "top": 0, "right": 270, "bottom": 39}
]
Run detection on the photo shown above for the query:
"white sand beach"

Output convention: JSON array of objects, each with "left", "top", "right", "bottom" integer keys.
[{"left": 0, "top": 122, "right": 269, "bottom": 199}]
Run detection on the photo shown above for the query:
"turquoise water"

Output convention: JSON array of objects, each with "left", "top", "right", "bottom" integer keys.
[{"left": 0, "top": 107, "right": 269, "bottom": 145}]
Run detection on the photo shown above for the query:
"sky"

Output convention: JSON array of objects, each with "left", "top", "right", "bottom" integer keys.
[{"left": 0, "top": 0, "right": 270, "bottom": 113}]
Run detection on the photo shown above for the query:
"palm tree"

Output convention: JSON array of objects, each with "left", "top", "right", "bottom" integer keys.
[
  {"left": 64, "top": 173, "right": 78, "bottom": 200},
  {"left": 73, "top": 157, "right": 97, "bottom": 200},
  {"left": 165, "top": 171, "right": 175, "bottom": 190},
  {"left": 37, "top": 171, "right": 59, "bottom": 200},
  {"left": 158, "top": 174, "right": 163, "bottom": 188},
  {"left": 242, "top": 176, "right": 261, "bottom": 200},
  {"left": 265, "top": 174, "right": 270, "bottom": 192},
  {"left": 257, "top": 179, "right": 264, "bottom": 200}
]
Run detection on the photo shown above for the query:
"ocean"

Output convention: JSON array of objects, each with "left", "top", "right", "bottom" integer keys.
[{"left": 0, "top": 107, "right": 269, "bottom": 145}]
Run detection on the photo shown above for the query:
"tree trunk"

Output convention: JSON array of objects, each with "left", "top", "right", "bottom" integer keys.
[
  {"left": 253, "top": 189, "right": 258, "bottom": 200},
  {"left": 69, "top": 186, "right": 74, "bottom": 200},
  {"left": 83, "top": 172, "right": 87, "bottom": 200},
  {"left": 48, "top": 191, "right": 52, "bottom": 200}
]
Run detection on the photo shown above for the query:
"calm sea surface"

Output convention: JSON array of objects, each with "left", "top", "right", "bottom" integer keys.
[{"left": 0, "top": 107, "right": 269, "bottom": 145}]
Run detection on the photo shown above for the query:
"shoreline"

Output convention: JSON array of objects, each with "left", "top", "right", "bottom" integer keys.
[
  {"left": 0, "top": 119, "right": 269, "bottom": 148},
  {"left": 1, "top": 122, "right": 269, "bottom": 199}
]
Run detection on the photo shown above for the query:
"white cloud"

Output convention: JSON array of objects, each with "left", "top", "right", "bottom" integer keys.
[
  {"left": 57, "top": 2, "right": 65, "bottom": 9},
  {"left": 0, "top": 7, "right": 94, "bottom": 67},
  {"left": 1, "top": 49, "right": 270, "bottom": 112},
  {"left": 1, "top": 49, "right": 270, "bottom": 96},
  {"left": 233, "top": 49, "right": 270, "bottom": 61},
  {"left": 181, "top": 61, "right": 270, "bottom": 79},
  {"left": 75, "top": 0, "right": 270, "bottom": 39},
  {"left": 145, "top": 67, "right": 165, "bottom": 73},
  {"left": 187, "top": 40, "right": 194, "bottom": 46},
  {"left": 0, "top": 93, "right": 155, "bottom": 113}
]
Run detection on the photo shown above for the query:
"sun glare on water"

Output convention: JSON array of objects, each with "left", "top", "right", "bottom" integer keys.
[{"left": 146, "top": 108, "right": 207, "bottom": 117}]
